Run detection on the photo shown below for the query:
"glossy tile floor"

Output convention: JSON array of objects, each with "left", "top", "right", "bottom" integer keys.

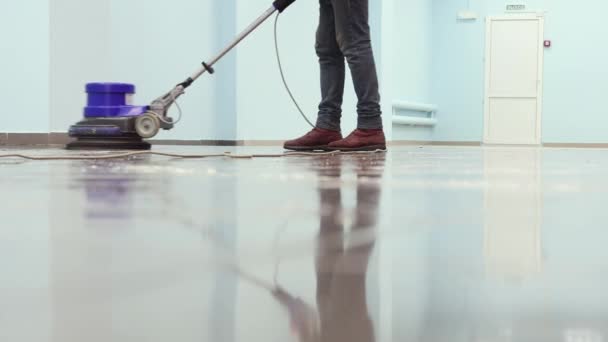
[{"left": 1, "top": 145, "right": 607, "bottom": 342}]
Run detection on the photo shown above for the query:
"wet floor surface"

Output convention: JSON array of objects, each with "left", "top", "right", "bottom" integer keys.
[{"left": 1, "top": 145, "right": 607, "bottom": 341}]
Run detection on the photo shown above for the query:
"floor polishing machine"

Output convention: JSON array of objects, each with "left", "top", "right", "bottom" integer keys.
[{"left": 67, "top": 0, "right": 297, "bottom": 150}]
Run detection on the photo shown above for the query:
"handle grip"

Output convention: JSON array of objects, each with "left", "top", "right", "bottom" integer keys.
[{"left": 273, "top": 0, "right": 296, "bottom": 13}]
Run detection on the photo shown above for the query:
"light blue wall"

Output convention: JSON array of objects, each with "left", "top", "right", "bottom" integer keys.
[
  {"left": 390, "top": 0, "right": 434, "bottom": 141},
  {"left": 429, "top": 0, "right": 487, "bottom": 142},
  {"left": 0, "top": 0, "right": 49, "bottom": 133},
  {"left": 210, "top": 0, "right": 238, "bottom": 141},
  {"left": 7, "top": 0, "right": 608, "bottom": 144},
  {"left": 428, "top": 0, "right": 608, "bottom": 143},
  {"left": 540, "top": 0, "right": 608, "bottom": 143}
]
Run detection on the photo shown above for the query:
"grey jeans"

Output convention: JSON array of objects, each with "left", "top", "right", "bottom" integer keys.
[{"left": 315, "top": 0, "right": 383, "bottom": 131}]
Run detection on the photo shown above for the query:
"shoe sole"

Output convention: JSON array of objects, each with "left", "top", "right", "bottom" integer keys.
[
  {"left": 284, "top": 145, "right": 331, "bottom": 152},
  {"left": 327, "top": 145, "right": 387, "bottom": 152}
]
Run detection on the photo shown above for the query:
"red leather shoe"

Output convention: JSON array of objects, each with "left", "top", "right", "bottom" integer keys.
[
  {"left": 327, "top": 129, "right": 387, "bottom": 151},
  {"left": 284, "top": 127, "right": 343, "bottom": 151}
]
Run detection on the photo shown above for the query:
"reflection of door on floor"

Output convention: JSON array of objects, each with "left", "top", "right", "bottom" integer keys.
[
  {"left": 484, "top": 15, "right": 545, "bottom": 145},
  {"left": 483, "top": 149, "right": 542, "bottom": 280}
]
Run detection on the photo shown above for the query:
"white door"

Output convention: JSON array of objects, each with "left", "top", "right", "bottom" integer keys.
[{"left": 484, "top": 16, "right": 544, "bottom": 145}]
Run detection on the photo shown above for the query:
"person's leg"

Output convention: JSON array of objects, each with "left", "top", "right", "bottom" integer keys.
[
  {"left": 283, "top": 0, "right": 346, "bottom": 151},
  {"left": 331, "top": 0, "right": 382, "bottom": 129},
  {"left": 316, "top": 0, "right": 346, "bottom": 132}
]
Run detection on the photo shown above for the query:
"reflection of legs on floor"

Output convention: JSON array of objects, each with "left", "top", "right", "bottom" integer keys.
[
  {"left": 315, "top": 155, "right": 384, "bottom": 342},
  {"left": 316, "top": 157, "right": 344, "bottom": 326}
]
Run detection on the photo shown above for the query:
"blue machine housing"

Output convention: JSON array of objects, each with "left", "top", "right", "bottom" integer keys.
[
  {"left": 84, "top": 83, "right": 149, "bottom": 118},
  {"left": 66, "top": 82, "right": 152, "bottom": 150}
]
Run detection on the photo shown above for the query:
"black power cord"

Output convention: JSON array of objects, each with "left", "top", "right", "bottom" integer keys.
[{"left": 274, "top": 13, "right": 316, "bottom": 128}]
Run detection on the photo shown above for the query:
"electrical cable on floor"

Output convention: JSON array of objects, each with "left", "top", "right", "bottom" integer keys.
[
  {"left": 0, "top": 149, "right": 385, "bottom": 161},
  {"left": 274, "top": 13, "right": 316, "bottom": 128}
]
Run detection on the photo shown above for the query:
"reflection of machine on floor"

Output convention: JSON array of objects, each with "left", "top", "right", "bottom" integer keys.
[
  {"left": 66, "top": 0, "right": 297, "bottom": 150},
  {"left": 77, "top": 162, "right": 137, "bottom": 220}
]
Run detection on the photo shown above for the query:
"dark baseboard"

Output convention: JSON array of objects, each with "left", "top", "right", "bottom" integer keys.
[
  {"left": 543, "top": 143, "right": 608, "bottom": 148},
  {"left": 390, "top": 140, "right": 482, "bottom": 146},
  {"left": 153, "top": 140, "right": 284, "bottom": 147},
  {"left": 49, "top": 133, "right": 73, "bottom": 145},
  {"left": 0, "top": 133, "right": 74, "bottom": 146},
  {"left": 150, "top": 139, "right": 243, "bottom": 146},
  {"left": 5, "top": 134, "right": 606, "bottom": 149},
  {"left": 0, "top": 133, "right": 244, "bottom": 147},
  {"left": 2, "top": 133, "right": 56, "bottom": 146}
]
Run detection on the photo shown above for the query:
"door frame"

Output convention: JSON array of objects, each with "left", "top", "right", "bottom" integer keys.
[{"left": 483, "top": 14, "right": 545, "bottom": 145}]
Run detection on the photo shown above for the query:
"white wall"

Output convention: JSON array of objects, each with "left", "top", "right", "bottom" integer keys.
[
  {"left": 49, "top": 0, "right": 112, "bottom": 133},
  {"left": 108, "top": 0, "right": 225, "bottom": 141},
  {"left": 19, "top": 0, "right": 236, "bottom": 140},
  {"left": 3, "top": 0, "right": 391, "bottom": 142},
  {"left": 235, "top": 0, "right": 320, "bottom": 141},
  {"left": 236, "top": 0, "right": 390, "bottom": 141}
]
